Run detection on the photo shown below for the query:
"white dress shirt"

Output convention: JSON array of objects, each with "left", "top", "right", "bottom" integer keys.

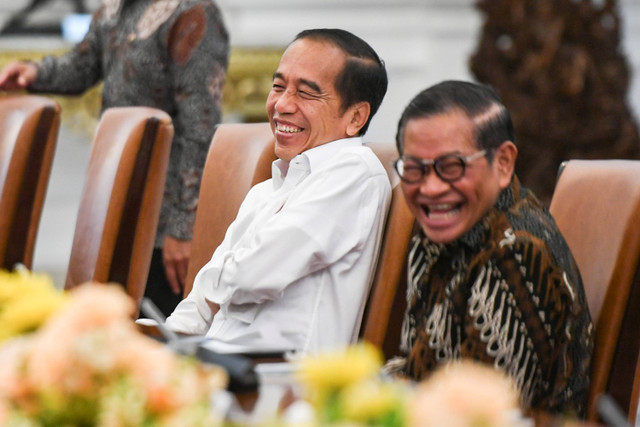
[{"left": 165, "top": 137, "right": 391, "bottom": 354}]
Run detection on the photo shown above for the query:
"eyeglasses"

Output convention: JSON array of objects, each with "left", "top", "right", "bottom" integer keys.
[{"left": 393, "top": 150, "right": 487, "bottom": 184}]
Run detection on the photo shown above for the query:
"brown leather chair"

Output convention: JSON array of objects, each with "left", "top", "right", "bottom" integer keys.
[
  {"left": 183, "top": 122, "right": 276, "bottom": 297},
  {"left": 0, "top": 94, "right": 60, "bottom": 270},
  {"left": 359, "top": 142, "right": 414, "bottom": 358},
  {"left": 65, "top": 106, "right": 174, "bottom": 313},
  {"left": 549, "top": 159, "right": 640, "bottom": 424}
]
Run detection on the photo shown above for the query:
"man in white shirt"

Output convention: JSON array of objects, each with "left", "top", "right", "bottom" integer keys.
[{"left": 164, "top": 28, "right": 391, "bottom": 354}]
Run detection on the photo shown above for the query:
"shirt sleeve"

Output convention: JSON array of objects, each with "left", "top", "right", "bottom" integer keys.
[
  {"left": 166, "top": 151, "right": 391, "bottom": 333},
  {"left": 164, "top": 185, "right": 253, "bottom": 334},
  {"left": 162, "top": 1, "right": 230, "bottom": 241},
  {"left": 29, "top": 8, "right": 104, "bottom": 94}
]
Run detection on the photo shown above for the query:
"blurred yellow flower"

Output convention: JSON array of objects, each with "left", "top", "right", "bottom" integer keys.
[
  {"left": 296, "top": 342, "right": 383, "bottom": 391},
  {"left": 294, "top": 343, "right": 406, "bottom": 427},
  {"left": 340, "top": 379, "right": 408, "bottom": 425},
  {"left": 0, "top": 269, "right": 66, "bottom": 342}
]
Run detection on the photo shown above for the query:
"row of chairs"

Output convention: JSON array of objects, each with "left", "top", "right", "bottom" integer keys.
[
  {"left": 0, "top": 94, "right": 174, "bottom": 310},
  {"left": 1, "top": 94, "right": 639, "bottom": 424}
]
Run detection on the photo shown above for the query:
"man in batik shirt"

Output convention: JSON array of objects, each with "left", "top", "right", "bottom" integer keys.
[
  {"left": 389, "top": 80, "right": 592, "bottom": 417},
  {"left": 0, "top": 0, "right": 230, "bottom": 316}
]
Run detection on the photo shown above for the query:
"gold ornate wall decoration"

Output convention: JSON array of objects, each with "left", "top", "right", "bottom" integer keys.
[{"left": 223, "top": 47, "right": 284, "bottom": 123}]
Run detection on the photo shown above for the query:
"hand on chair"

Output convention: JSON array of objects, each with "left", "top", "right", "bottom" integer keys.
[{"left": 0, "top": 62, "right": 38, "bottom": 91}]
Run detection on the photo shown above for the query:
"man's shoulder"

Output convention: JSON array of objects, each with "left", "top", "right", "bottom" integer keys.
[
  {"left": 495, "top": 186, "right": 560, "bottom": 242},
  {"left": 483, "top": 199, "right": 581, "bottom": 285},
  {"left": 324, "top": 144, "right": 389, "bottom": 179},
  {"left": 490, "top": 203, "right": 568, "bottom": 256},
  {"left": 247, "top": 178, "right": 274, "bottom": 194}
]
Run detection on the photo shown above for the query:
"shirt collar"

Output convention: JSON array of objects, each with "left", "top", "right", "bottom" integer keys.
[{"left": 271, "top": 137, "right": 363, "bottom": 189}]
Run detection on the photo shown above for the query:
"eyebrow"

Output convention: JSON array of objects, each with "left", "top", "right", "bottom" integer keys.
[{"left": 272, "top": 72, "right": 322, "bottom": 94}]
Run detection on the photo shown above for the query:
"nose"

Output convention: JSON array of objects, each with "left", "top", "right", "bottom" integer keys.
[
  {"left": 418, "top": 168, "right": 450, "bottom": 197},
  {"left": 274, "top": 90, "right": 297, "bottom": 114}
]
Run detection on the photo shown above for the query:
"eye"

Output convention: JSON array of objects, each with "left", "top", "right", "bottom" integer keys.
[
  {"left": 436, "top": 156, "right": 465, "bottom": 178},
  {"left": 298, "top": 89, "right": 318, "bottom": 100},
  {"left": 399, "top": 161, "right": 424, "bottom": 181}
]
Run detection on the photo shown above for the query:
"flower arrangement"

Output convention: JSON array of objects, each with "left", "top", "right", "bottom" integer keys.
[
  {"left": 0, "top": 269, "right": 529, "bottom": 427},
  {"left": 284, "top": 344, "right": 527, "bottom": 427},
  {"left": 0, "top": 275, "right": 227, "bottom": 427}
]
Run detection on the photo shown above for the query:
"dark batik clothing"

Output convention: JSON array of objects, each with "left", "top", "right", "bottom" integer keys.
[
  {"left": 29, "top": 0, "right": 229, "bottom": 247},
  {"left": 396, "top": 176, "right": 592, "bottom": 417}
]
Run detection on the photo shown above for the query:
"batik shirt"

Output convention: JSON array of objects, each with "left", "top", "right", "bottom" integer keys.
[
  {"left": 30, "top": 0, "right": 229, "bottom": 247},
  {"left": 397, "top": 176, "right": 593, "bottom": 417}
]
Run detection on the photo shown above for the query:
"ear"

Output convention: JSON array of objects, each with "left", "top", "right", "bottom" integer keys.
[
  {"left": 345, "top": 102, "right": 371, "bottom": 137},
  {"left": 493, "top": 140, "right": 517, "bottom": 189}
]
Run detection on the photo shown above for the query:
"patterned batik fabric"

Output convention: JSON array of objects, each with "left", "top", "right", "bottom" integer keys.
[
  {"left": 399, "top": 176, "right": 593, "bottom": 418},
  {"left": 30, "top": 0, "right": 230, "bottom": 246}
]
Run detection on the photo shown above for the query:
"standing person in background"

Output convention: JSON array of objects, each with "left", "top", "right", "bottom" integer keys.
[
  {"left": 386, "top": 80, "right": 592, "bottom": 417},
  {"left": 0, "top": 0, "right": 230, "bottom": 317}
]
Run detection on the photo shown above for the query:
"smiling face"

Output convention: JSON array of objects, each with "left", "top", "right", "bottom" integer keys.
[
  {"left": 266, "top": 38, "right": 366, "bottom": 162},
  {"left": 401, "top": 110, "right": 514, "bottom": 243}
]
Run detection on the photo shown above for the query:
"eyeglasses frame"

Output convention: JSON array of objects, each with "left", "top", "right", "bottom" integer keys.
[{"left": 393, "top": 149, "right": 488, "bottom": 184}]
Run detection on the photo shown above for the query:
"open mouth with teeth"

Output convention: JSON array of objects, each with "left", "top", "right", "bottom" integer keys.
[
  {"left": 423, "top": 203, "right": 461, "bottom": 221},
  {"left": 276, "top": 123, "right": 303, "bottom": 134}
]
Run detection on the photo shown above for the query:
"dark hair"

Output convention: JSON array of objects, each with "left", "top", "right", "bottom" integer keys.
[
  {"left": 294, "top": 28, "right": 388, "bottom": 135},
  {"left": 395, "top": 80, "right": 514, "bottom": 161}
]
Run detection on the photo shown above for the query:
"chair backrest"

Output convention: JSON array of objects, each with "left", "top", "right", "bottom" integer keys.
[
  {"left": 183, "top": 122, "right": 276, "bottom": 296},
  {"left": 359, "top": 142, "right": 415, "bottom": 357},
  {"left": 0, "top": 95, "right": 60, "bottom": 270},
  {"left": 65, "top": 106, "right": 174, "bottom": 312},
  {"left": 549, "top": 159, "right": 640, "bottom": 424}
]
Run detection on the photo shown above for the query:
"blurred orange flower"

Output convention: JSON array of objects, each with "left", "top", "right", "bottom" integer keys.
[{"left": 0, "top": 282, "right": 227, "bottom": 426}]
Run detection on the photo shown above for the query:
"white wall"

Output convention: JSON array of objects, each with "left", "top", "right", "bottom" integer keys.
[
  {"left": 621, "top": 0, "right": 640, "bottom": 127},
  {"left": 217, "top": 0, "right": 640, "bottom": 144}
]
